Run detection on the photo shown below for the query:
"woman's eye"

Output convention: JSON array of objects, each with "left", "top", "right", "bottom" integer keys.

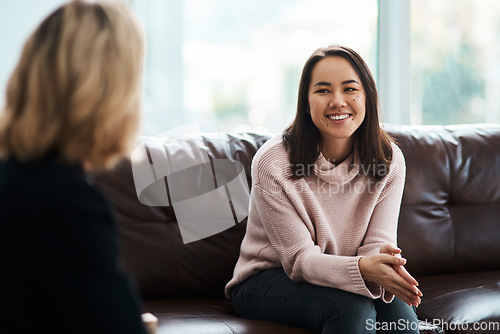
[
  {"left": 316, "top": 89, "right": 329, "bottom": 93},
  {"left": 345, "top": 87, "right": 356, "bottom": 92}
]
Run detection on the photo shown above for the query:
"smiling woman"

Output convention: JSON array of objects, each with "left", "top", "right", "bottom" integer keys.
[
  {"left": 225, "top": 45, "right": 421, "bottom": 334},
  {"left": 307, "top": 56, "right": 366, "bottom": 164}
]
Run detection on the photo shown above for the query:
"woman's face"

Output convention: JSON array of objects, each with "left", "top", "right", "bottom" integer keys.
[{"left": 308, "top": 56, "right": 366, "bottom": 148}]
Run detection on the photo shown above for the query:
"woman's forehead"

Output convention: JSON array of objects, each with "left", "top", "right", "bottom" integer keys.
[{"left": 310, "top": 57, "right": 361, "bottom": 83}]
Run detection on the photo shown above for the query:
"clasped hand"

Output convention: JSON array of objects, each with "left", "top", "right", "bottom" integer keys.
[{"left": 358, "top": 243, "right": 422, "bottom": 307}]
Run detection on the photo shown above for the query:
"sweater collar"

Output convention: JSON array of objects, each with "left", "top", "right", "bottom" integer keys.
[{"left": 313, "top": 148, "right": 359, "bottom": 185}]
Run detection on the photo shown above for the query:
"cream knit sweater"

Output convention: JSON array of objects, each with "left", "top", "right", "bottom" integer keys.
[{"left": 225, "top": 135, "right": 406, "bottom": 302}]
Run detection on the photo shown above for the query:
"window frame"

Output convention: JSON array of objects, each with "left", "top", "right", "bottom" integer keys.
[{"left": 377, "top": 0, "right": 410, "bottom": 125}]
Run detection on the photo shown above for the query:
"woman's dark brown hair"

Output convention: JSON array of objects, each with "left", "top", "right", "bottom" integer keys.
[{"left": 283, "top": 44, "right": 393, "bottom": 180}]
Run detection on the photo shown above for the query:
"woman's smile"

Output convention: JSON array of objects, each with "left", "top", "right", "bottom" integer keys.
[{"left": 325, "top": 113, "right": 352, "bottom": 122}]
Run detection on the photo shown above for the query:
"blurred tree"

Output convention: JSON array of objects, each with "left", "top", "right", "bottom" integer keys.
[{"left": 422, "top": 42, "right": 484, "bottom": 124}]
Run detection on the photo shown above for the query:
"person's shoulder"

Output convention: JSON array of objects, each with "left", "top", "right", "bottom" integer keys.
[
  {"left": 252, "top": 134, "right": 290, "bottom": 176},
  {"left": 0, "top": 159, "right": 113, "bottom": 237},
  {"left": 254, "top": 134, "right": 287, "bottom": 158},
  {"left": 390, "top": 141, "right": 405, "bottom": 168},
  {"left": 36, "top": 160, "right": 97, "bottom": 197},
  {"left": 255, "top": 133, "right": 290, "bottom": 161},
  {"left": 43, "top": 163, "right": 115, "bottom": 236},
  {"left": 1, "top": 158, "right": 107, "bottom": 209},
  {"left": 51, "top": 165, "right": 110, "bottom": 215},
  {"left": 380, "top": 141, "right": 405, "bottom": 185},
  {"left": 0, "top": 159, "right": 80, "bottom": 196}
]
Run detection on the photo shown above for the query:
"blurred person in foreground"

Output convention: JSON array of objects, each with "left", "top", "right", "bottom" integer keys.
[{"left": 0, "top": 1, "right": 147, "bottom": 333}]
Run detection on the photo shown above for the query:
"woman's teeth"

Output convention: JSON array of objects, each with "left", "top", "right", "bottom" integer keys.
[{"left": 327, "top": 114, "right": 350, "bottom": 120}]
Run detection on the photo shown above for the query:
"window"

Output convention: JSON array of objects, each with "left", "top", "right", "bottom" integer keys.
[
  {"left": 0, "top": 0, "right": 66, "bottom": 103},
  {"left": 131, "top": 0, "right": 378, "bottom": 135},
  {"left": 2, "top": 0, "right": 497, "bottom": 130},
  {"left": 410, "top": 0, "right": 500, "bottom": 124}
]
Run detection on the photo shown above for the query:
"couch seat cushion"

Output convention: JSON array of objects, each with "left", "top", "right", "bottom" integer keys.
[
  {"left": 143, "top": 299, "right": 316, "bottom": 334},
  {"left": 143, "top": 299, "right": 444, "bottom": 334},
  {"left": 416, "top": 270, "right": 500, "bottom": 333}
]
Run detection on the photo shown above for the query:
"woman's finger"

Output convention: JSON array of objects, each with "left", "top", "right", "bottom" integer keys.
[
  {"left": 383, "top": 274, "right": 421, "bottom": 305},
  {"left": 376, "top": 263, "right": 421, "bottom": 303},
  {"left": 383, "top": 279, "right": 419, "bottom": 306},
  {"left": 387, "top": 284, "right": 421, "bottom": 306},
  {"left": 377, "top": 254, "right": 422, "bottom": 295},
  {"left": 394, "top": 265, "right": 420, "bottom": 289},
  {"left": 379, "top": 243, "right": 401, "bottom": 255},
  {"left": 360, "top": 254, "right": 422, "bottom": 306},
  {"left": 378, "top": 253, "right": 406, "bottom": 266},
  {"left": 391, "top": 268, "right": 421, "bottom": 295}
]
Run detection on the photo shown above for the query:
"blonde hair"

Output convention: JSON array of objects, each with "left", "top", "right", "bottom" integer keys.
[{"left": 0, "top": 0, "right": 144, "bottom": 169}]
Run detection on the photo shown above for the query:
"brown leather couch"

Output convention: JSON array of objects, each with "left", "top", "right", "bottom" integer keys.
[{"left": 93, "top": 124, "right": 500, "bottom": 334}]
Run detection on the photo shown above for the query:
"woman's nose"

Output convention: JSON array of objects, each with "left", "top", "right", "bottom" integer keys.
[{"left": 329, "top": 94, "right": 347, "bottom": 108}]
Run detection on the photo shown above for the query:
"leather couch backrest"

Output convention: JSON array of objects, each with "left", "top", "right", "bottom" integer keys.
[
  {"left": 94, "top": 133, "right": 270, "bottom": 299},
  {"left": 385, "top": 124, "right": 500, "bottom": 276},
  {"left": 93, "top": 125, "right": 500, "bottom": 299}
]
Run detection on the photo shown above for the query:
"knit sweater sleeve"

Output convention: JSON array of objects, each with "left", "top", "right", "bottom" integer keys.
[
  {"left": 356, "top": 143, "right": 407, "bottom": 303},
  {"left": 251, "top": 142, "right": 380, "bottom": 299}
]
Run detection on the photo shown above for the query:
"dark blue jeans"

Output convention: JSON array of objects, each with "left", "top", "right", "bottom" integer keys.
[{"left": 231, "top": 268, "right": 419, "bottom": 334}]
